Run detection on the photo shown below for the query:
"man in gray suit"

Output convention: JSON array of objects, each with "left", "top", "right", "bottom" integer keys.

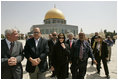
[
  {"left": 1, "top": 28, "right": 24, "bottom": 79},
  {"left": 24, "top": 27, "right": 49, "bottom": 79}
]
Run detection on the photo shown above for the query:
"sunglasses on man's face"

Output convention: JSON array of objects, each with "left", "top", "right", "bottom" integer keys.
[
  {"left": 33, "top": 32, "right": 40, "bottom": 34},
  {"left": 52, "top": 34, "right": 56, "bottom": 36}
]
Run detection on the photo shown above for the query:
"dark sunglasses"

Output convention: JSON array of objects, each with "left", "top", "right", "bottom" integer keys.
[{"left": 52, "top": 34, "right": 56, "bottom": 36}]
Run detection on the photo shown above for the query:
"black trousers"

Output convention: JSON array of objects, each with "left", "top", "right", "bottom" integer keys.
[
  {"left": 95, "top": 56, "right": 109, "bottom": 75},
  {"left": 48, "top": 55, "right": 56, "bottom": 76},
  {"left": 71, "top": 60, "right": 87, "bottom": 79}
]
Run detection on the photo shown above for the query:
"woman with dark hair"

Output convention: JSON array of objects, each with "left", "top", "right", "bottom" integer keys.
[{"left": 51, "top": 33, "right": 70, "bottom": 79}]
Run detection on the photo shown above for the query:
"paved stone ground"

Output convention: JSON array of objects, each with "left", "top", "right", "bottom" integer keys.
[{"left": 19, "top": 40, "right": 117, "bottom": 79}]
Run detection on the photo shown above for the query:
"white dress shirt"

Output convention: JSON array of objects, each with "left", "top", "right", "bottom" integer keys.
[
  {"left": 5, "top": 39, "right": 11, "bottom": 49},
  {"left": 52, "top": 39, "right": 57, "bottom": 44},
  {"left": 34, "top": 38, "right": 40, "bottom": 47},
  {"left": 69, "top": 39, "right": 74, "bottom": 44}
]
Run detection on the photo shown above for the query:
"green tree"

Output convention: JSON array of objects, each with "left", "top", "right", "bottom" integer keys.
[{"left": 1, "top": 34, "right": 5, "bottom": 39}]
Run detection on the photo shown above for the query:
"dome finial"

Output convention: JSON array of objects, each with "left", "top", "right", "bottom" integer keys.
[
  {"left": 54, "top": 4, "right": 56, "bottom": 8},
  {"left": 80, "top": 28, "right": 83, "bottom": 33}
]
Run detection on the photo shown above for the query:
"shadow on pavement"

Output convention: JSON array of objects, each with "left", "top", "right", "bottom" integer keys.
[
  {"left": 86, "top": 73, "right": 106, "bottom": 79},
  {"left": 87, "top": 65, "right": 97, "bottom": 72}
]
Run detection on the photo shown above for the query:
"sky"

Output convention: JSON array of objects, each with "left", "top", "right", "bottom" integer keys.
[{"left": 1, "top": 1, "right": 117, "bottom": 34}]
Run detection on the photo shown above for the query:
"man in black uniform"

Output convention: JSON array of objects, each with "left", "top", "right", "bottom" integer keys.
[
  {"left": 48, "top": 32, "right": 57, "bottom": 77},
  {"left": 91, "top": 32, "right": 98, "bottom": 65},
  {"left": 91, "top": 32, "right": 99, "bottom": 47}
]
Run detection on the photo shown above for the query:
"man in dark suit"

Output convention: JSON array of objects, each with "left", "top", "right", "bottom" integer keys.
[
  {"left": 91, "top": 32, "right": 98, "bottom": 65},
  {"left": 71, "top": 32, "right": 97, "bottom": 79},
  {"left": 48, "top": 32, "right": 57, "bottom": 77},
  {"left": 93, "top": 36, "right": 110, "bottom": 79},
  {"left": 1, "top": 29, "right": 24, "bottom": 79},
  {"left": 24, "top": 27, "right": 49, "bottom": 79},
  {"left": 66, "top": 32, "right": 76, "bottom": 56},
  {"left": 66, "top": 32, "right": 76, "bottom": 76}
]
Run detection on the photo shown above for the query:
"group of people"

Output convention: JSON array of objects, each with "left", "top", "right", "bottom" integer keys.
[{"left": 1, "top": 27, "right": 115, "bottom": 79}]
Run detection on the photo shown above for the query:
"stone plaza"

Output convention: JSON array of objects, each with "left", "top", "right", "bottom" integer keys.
[{"left": 20, "top": 40, "right": 117, "bottom": 79}]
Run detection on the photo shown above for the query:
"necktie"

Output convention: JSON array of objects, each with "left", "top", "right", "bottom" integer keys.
[
  {"left": 70, "top": 40, "right": 72, "bottom": 48},
  {"left": 79, "top": 43, "right": 83, "bottom": 60},
  {"left": 10, "top": 42, "right": 14, "bottom": 54}
]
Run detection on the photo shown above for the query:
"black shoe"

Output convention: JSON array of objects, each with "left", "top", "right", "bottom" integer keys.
[
  {"left": 100, "top": 66, "right": 102, "bottom": 69},
  {"left": 50, "top": 74, "right": 55, "bottom": 78},
  {"left": 107, "top": 60, "right": 111, "bottom": 62},
  {"left": 106, "top": 75, "right": 110, "bottom": 79},
  {"left": 96, "top": 71, "right": 100, "bottom": 75},
  {"left": 91, "top": 62, "right": 93, "bottom": 66}
]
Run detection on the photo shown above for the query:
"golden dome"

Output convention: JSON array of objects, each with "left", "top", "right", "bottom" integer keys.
[{"left": 44, "top": 8, "right": 65, "bottom": 20}]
